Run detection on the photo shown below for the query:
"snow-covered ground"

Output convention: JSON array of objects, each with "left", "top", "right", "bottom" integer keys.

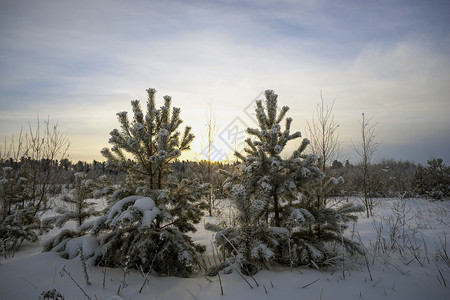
[{"left": 1, "top": 198, "right": 449, "bottom": 300}]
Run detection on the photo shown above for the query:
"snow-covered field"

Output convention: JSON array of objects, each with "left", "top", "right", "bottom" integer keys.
[{"left": 1, "top": 198, "right": 449, "bottom": 300}]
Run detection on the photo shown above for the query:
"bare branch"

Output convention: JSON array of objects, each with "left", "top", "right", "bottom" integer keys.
[
  {"left": 306, "top": 92, "right": 341, "bottom": 172},
  {"left": 352, "top": 113, "right": 380, "bottom": 217}
]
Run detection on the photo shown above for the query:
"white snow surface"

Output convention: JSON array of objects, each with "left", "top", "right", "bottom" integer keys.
[
  {"left": 106, "top": 196, "right": 160, "bottom": 228},
  {"left": 106, "top": 195, "right": 141, "bottom": 224},
  {"left": 63, "top": 235, "right": 98, "bottom": 259},
  {"left": 1, "top": 197, "right": 449, "bottom": 300},
  {"left": 141, "top": 207, "right": 160, "bottom": 228},
  {"left": 133, "top": 197, "right": 155, "bottom": 213},
  {"left": 251, "top": 243, "right": 274, "bottom": 260}
]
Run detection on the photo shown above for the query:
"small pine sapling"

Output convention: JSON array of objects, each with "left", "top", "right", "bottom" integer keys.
[
  {"left": 46, "top": 88, "right": 209, "bottom": 277},
  {"left": 43, "top": 173, "right": 102, "bottom": 253},
  {"left": 44, "top": 173, "right": 100, "bottom": 228},
  {"left": 207, "top": 90, "right": 363, "bottom": 274},
  {"left": 0, "top": 167, "right": 40, "bottom": 255}
]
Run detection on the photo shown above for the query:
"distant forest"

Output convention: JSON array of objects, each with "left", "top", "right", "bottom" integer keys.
[{"left": 1, "top": 156, "right": 448, "bottom": 200}]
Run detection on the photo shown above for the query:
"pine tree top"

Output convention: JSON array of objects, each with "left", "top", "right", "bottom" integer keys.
[{"left": 101, "top": 88, "right": 194, "bottom": 190}]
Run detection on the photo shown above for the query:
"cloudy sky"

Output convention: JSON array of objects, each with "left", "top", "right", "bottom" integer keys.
[{"left": 1, "top": 0, "right": 449, "bottom": 164}]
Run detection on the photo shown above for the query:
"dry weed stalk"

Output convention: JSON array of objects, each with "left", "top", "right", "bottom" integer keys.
[
  {"left": 60, "top": 265, "right": 92, "bottom": 300},
  {"left": 436, "top": 233, "right": 450, "bottom": 268},
  {"left": 210, "top": 241, "right": 224, "bottom": 295},
  {"left": 79, "top": 246, "right": 90, "bottom": 285}
]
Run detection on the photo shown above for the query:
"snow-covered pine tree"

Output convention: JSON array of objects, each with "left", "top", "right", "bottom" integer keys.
[
  {"left": 42, "top": 172, "right": 102, "bottom": 254},
  {"left": 45, "top": 88, "right": 208, "bottom": 277},
  {"left": 92, "top": 174, "right": 114, "bottom": 199},
  {"left": 0, "top": 167, "right": 26, "bottom": 221},
  {"left": 412, "top": 158, "right": 449, "bottom": 199},
  {"left": 43, "top": 172, "right": 100, "bottom": 228},
  {"left": 290, "top": 167, "right": 364, "bottom": 265},
  {"left": 0, "top": 166, "right": 41, "bottom": 254},
  {"left": 208, "top": 90, "right": 363, "bottom": 274},
  {"left": 101, "top": 88, "right": 193, "bottom": 192},
  {"left": 1, "top": 119, "right": 69, "bottom": 255}
]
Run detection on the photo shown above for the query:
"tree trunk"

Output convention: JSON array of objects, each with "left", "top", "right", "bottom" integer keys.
[
  {"left": 273, "top": 193, "right": 280, "bottom": 227},
  {"left": 208, "top": 162, "right": 212, "bottom": 216}
]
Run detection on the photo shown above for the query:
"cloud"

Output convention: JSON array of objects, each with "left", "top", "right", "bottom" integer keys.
[{"left": 0, "top": 0, "right": 449, "bottom": 163}]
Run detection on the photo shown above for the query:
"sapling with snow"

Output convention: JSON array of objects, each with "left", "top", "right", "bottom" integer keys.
[
  {"left": 1, "top": 118, "right": 69, "bottom": 254},
  {"left": 0, "top": 166, "right": 40, "bottom": 254},
  {"left": 44, "top": 172, "right": 100, "bottom": 228},
  {"left": 208, "top": 90, "right": 363, "bottom": 274},
  {"left": 45, "top": 88, "right": 208, "bottom": 277},
  {"left": 43, "top": 173, "right": 102, "bottom": 252}
]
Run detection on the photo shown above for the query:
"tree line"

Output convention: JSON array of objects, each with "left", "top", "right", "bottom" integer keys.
[
  {"left": 0, "top": 89, "right": 448, "bottom": 277},
  {"left": 2, "top": 155, "right": 446, "bottom": 200}
]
